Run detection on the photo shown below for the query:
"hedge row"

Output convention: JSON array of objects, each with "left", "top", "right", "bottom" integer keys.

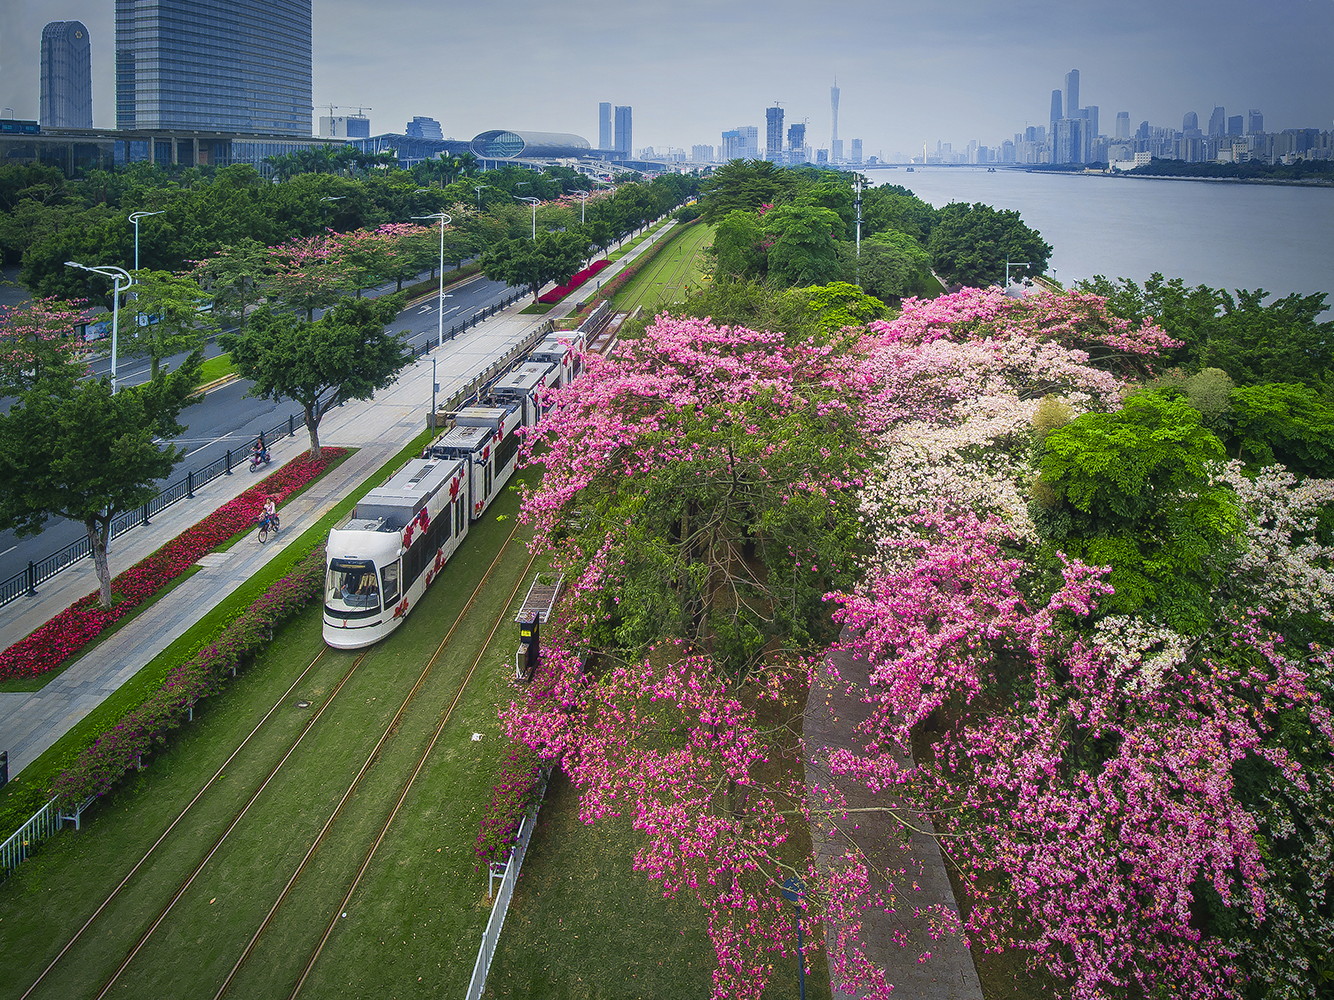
[{"left": 48, "top": 545, "right": 327, "bottom": 808}]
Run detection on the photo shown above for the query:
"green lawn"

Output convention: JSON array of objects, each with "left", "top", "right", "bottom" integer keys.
[
  {"left": 195, "top": 352, "right": 236, "bottom": 385},
  {"left": 611, "top": 223, "right": 715, "bottom": 315}
]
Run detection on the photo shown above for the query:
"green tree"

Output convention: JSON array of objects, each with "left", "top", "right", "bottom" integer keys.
[
  {"left": 927, "top": 201, "right": 1051, "bottom": 288},
  {"left": 762, "top": 204, "right": 844, "bottom": 288},
  {"left": 119, "top": 269, "right": 217, "bottom": 379},
  {"left": 190, "top": 237, "right": 271, "bottom": 332},
  {"left": 793, "top": 281, "right": 887, "bottom": 336},
  {"left": 1223, "top": 382, "right": 1334, "bottom": 478},
  {"left": 222, "top": 294, "right": 410, "bottom": 457},
  {"left": 697, "top": 160, "right": 795, "bottom": 223},
  {"left": 479, "top": 231, "right": 589, "bottom": 302},
  {"left": 1033, "top": 390, "right": 1238, "bottom": 628},
  {"left": 704, "top": 209, "right": 768, "bottom": 282},
  {"left": 858, "top": 230, "right": 933, "bottom": 301},
  {"left": 0, "top": 342, "right": 200, "bottom": 606},
  {"left": 860, "top": 184, "right": 938, "bottom": 243}
]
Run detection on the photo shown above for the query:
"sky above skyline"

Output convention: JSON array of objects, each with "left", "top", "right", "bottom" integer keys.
[{"left": 3, "top": 0, "right": 1333, "bottom": 157}]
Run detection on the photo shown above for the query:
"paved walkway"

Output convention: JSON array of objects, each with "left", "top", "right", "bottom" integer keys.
[
  {"left": 805, "top": 645, "right": 984, "bottom": 999},
  {"left": 0, "top": 215, "right": 684, "bottom": 780}
]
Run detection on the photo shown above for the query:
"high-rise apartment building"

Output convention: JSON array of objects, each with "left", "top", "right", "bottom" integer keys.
[
  {"left": 765, "top": 105, "right": 784, "bottom": 161},
  {"left": 1050, "top": 90, "right": 1063, "bottom": 127},
  {"left": 1208, "top": 106, "right": 1226, "bottom": 137},
  {"left": 41, "top": 21, "right": 94, "bottom": 128},
  {"left": 599, "top": 102, "right": 612, "bottom": 150},
  {"left": 1115, "top": 111, "right": 1130, "bottom": 140},
  {"left": 1085, "top": 105, "right": 1099, "bottom": 138},
  {"left": 614, "top": 105, "right": 632, "bottom": 155},
  {"left": 115, "top": 0, "right": 311, "bottom": 134},
  {"left": 691, "top": 145, "right": 714, "bottom": 163},
  {"left": 1064, "top": 69, "right": 1079, "bottom": 118},
  {"left": 1247, "top": 109, "right": 1263, "bottom": 134}
]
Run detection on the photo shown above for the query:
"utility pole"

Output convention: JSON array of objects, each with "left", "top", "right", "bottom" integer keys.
[{"left": 854, "top": 175, "right": 863, "bottom": 287}]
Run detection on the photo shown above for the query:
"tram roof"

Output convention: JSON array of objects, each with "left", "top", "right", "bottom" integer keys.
[{"left": 492, "top": 362, "right": 555, "bottom": 394}]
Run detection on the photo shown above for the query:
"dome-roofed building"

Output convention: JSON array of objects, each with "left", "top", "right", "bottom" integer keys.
[{"left": 470, "top": 130, "right": 590, "bottom": 160}]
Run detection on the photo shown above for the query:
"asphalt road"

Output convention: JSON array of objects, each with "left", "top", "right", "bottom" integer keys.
[{"left": 0, "top": 270, "right": 515, "bottom": 585}]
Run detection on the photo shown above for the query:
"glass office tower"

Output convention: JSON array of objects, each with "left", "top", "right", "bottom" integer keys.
[
  {"left": 116, "top": 0, "right": 312, "bottom": 135},
  {"left": 41, "top": 21, "right": 94, "bottom": 128}
]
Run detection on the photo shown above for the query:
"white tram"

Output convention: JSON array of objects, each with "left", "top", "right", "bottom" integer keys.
[{"left": 323, "top": 348, "right": 566, "bottom": 648}]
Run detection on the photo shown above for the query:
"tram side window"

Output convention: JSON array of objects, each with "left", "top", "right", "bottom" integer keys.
[
  {"left": 382, "top": 562, "right": 400, "bottom": 603},
  {"left": 495, "top": 429, "right": 519, "bottom": 473},
  {"left": 455, "top": 496, "right": 465, "bottom": 535}
]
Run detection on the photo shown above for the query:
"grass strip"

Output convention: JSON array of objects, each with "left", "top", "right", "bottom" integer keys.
[
  {"left": 611, "top": 221, "right": 715, "bottom": 313},
  {"left": 195, "top": 353, "right": 236, "bottom": 384},
  {"left": 0, "top": 430, "right": 433, "bottom": 834}
]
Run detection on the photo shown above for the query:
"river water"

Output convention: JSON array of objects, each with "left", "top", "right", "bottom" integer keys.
[{"left": 877, "top": 167, "right": 1334, "bottom": 307}]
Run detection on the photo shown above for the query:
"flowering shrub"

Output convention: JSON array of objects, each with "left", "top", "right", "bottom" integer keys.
[
  {"left": 537, "top": 258, "right": 610, "bottom": 304},
  {"left": 49, "top": 545, "right": 327, "bottom": 807},
  {"left": 0, "top": 448, "right": 346, "bottom": 682},
  {"left": 474, "top": 743, "right": 545, "bottom": 869}
]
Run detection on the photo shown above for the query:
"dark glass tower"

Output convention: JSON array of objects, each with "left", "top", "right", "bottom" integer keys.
[
  {"left": 41, "top": 21, "right": 93, "bottom": 128},
  {"left": 599, "top": 102, "right": 612, "bottom": 150},
  {"left": 115, "top": 0, "right": 312, "bottom": 135},
  {"left": 765, "top": 105, "right": 784, "bottom": 161},
  {"left": 1049, "top": 90, "right": 1063, "bottom": 126},
  {"left": 614, "top": 106, "right": 632, "bottom": 155}
]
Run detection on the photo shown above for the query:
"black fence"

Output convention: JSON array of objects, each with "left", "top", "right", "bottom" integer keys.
[{"left": 0, "top": 286, "right": 532, "bottom": 612}]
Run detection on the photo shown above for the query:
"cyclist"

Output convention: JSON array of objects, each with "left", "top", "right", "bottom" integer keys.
[{"left": 263, "top": 496, "right": 279, "bottom": 532}]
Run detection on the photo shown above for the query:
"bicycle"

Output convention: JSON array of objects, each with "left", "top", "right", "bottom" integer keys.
[{"left": 257, "top": 511, "right": 279, "bottom": 543}]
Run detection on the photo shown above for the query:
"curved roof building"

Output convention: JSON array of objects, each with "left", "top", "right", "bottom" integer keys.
[{"left": 471, "top": 129, "right": 591, "bottom": 159}]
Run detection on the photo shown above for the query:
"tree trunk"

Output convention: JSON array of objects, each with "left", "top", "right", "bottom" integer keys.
[
  {"left": 306, "top": 403, "right": 321, "bottom": 459},
  {"left": 87, "top": 514, "right": 113, "bottom": 607}
]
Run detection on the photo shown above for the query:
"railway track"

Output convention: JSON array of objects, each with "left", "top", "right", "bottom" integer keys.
[{"left": 17, "top": 516, "right": 528, "bottom": 1000}]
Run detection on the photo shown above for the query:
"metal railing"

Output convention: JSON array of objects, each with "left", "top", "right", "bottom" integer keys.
[
  {"left": 0, "top": 798, "right": 60, "bottom": 876},
  {"left": 0, "top": 407, "right": 310, "bottom": 611},
  {"left": 465, "top": 766, "right": 552, "bottom": 1000},
  {"left": 432, "top": 319, "right": 556, "bottom": 427},
  {"left": 0, "top": 288, "right": 537, "bottom": 611}
]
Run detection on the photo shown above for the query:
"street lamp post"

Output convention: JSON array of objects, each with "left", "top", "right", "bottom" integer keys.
[
  {"left": 128, "top": 210, "right": 162, "bottom": 330},
  {"left": 66, "top": 261, "right": 132, "bottom": 394},
  {"left": 412, "top": 212, "right": 453, "bottom": 347},
  {"left": 514, "top": 195, "right": 539, "bottom": 239},
  {"left": 578, "top": 191, "right": 588, "bottom": 224},
  {"left": 781, "top": 878, "right": 807, "bottom": 1000},
  {"left": 474, "top": 185, "right": 486, "bottom": 210}
]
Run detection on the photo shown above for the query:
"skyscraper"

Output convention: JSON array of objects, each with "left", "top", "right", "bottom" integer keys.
[
  {"left": 1085, "top": 105, "right": 1099, "bottom": 138},
  {"left": 850, "top": 138, "right": 863, "bottom": 164},
  {"left": 1064, "top": 68, "right": 1080, "bottom": 118},
  {"left": 405, "top": 116, "right": 443, "bottom": 140},
  {"left": 1247, "top": 109, "right": 1263, "bottom": 134},
  {"left": 1050, "top": 90, "right": 1063, "bottom": 127},
  {"left": 787, "top": 122, "right": 806, "bottom": 152},
  {"left": 1053, "top": 117, "right": 1086, "bottom": 165},
  {"left": 115, "top": 0, "right": 311, "bottom": 135},
  {"left": 765, "top": 105, "right": 784, "bottom": 161},
  {"left": 1183, "top": 111, "right": 1199, "bottom": 132},
  {"left": 614, "top": 106, "right": 632, "bottom": 155},
  {"left": 599, "top": 102, "right": 612, "bottom": 150},
  {"left": 1227, "top": 115, "right": 1243, "bottom": 136},
  {"left": 1115, "top": 111, "right": 1130, "bottom": 140},
  {"left": 830, "top": 78, "right": 840, "bottom": 155},
  {"left": 1208, "top": 106, "right": 1226, "bottom": 137},
  {"left": 40, "top": 21, "right": 93, "bottom": 128}
]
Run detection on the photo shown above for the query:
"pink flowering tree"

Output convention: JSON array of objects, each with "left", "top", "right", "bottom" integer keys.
[
  {"left": 262, "top": 233, "right": 359, "bottom": 320},
  {"left": 0, "top": 296, "right": 91, "bottom": 393}
]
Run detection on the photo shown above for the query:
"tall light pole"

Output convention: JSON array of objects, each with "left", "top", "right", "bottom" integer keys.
[
  {"left": 853, "top": 175, "right": 863, "bottom": 287},
  {"left": 412, "top": 212, "right": 452, "bottom": 347},
  {"left": 128, "top": 210, "right": 162, "bottom": 332},
  {"left": 514, "top": 195, "right": 539, "bottom": 239},
  {"left": 474, "top": 185, "right": 486, "bottom": 210},
  {"left": 578, "top": 191, "right": 588, "bottom": 224},
  {"left": 66, "top": 261, "right": 132, "bottom": 394}
]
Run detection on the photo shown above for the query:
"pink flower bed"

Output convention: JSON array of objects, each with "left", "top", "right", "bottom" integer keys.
[
  {"left": 0, "top": 449, "right": 347, "bottom": 682},
  {"left": 537, "top": 258, "right": 610, "bottom": 304}
]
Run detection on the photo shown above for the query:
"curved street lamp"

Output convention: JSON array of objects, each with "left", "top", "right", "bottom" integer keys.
[
  {"left": 66, "top": 261, "right": 132, "bottom": 394},
  {"left": 411, "top": 212, "right": 453, "bottom": 347},
  {"left": 128, "top": 210, "right": 163, "bottom": 330}
]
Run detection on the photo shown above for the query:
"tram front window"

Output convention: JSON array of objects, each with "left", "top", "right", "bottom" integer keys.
[{"left": 326, "top": 559, "right": 382, "bottom": 615}]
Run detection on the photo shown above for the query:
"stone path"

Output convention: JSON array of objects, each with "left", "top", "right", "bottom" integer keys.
[{"left": 805, "top": 645, "right": 984, "bottom": 999}]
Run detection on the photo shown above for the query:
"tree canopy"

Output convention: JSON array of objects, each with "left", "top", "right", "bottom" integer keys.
[
  {"left": 222, "top": 294, "right": 410, "bottom": 457},
  {"left": 927, "top": 201, "right": 1052, "bottom": 287},
  {"left": 479, "top": 230, "right": 590, "bottom": 302}
]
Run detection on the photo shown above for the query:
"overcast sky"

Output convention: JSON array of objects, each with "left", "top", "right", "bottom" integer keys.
[{"left": 4, "top": 0, "right": 1333, "bottom": 156}]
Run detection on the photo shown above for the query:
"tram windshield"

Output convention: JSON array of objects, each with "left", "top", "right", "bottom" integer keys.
[{"left": 326, "top": 558, "right": 382, "bottom": 615}]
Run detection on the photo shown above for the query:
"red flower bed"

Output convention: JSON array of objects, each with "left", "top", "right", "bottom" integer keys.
[
  {"left": 537, "top": 258, "right": 611, "bottom": 304},
  {"left": 0, "top": 449, "right": 347, "bottom": 682}
]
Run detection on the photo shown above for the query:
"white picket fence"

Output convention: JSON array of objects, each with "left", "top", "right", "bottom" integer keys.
[{"left": 464, "top": 766, "right": 552, "bottom": 1000}]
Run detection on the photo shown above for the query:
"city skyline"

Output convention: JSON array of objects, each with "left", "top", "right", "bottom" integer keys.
[{"left": 2, "top": 0, "right": 1332, "bottom": 156}]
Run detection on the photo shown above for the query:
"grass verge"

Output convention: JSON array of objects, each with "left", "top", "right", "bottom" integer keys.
[
  {"left": 611, "top": 222, "right": 715, "bottom": 314},
  {"left": 519, "top": 302, "right": 554, "bottom": 314},
  {"left": 195, "top": 353, "right": 236, "bottom": 384},
  {"left": 0, "top": 432, "right": 427, "bottom": 835}
]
